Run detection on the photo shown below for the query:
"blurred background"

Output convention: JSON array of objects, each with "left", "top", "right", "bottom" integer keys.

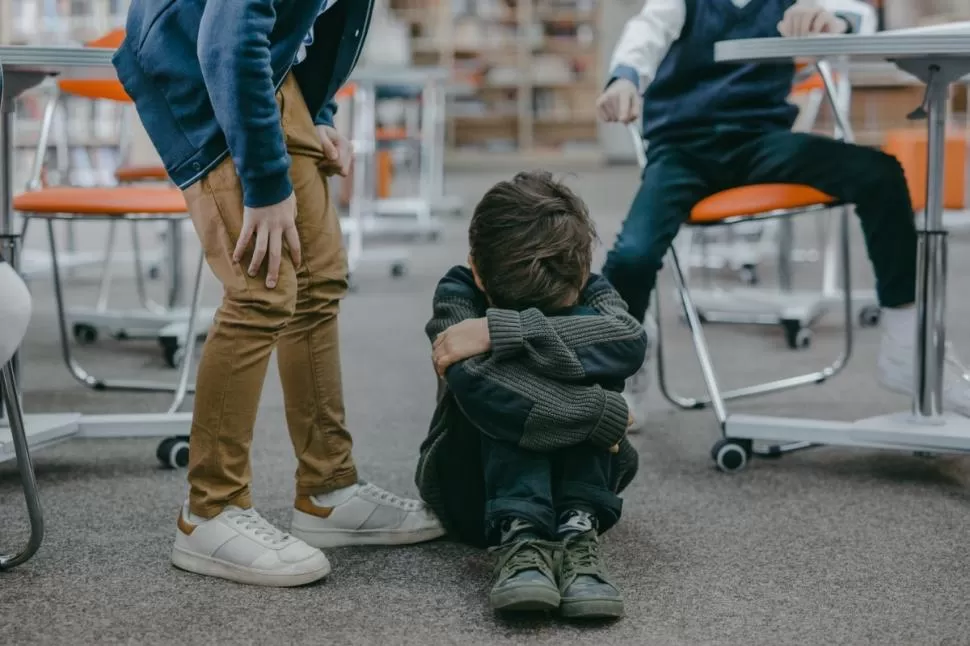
[{"left": 2, "top": 0, "right": 968, "bottom": 176}]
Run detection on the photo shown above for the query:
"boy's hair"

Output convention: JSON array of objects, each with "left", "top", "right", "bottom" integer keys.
[{"left": 469, "top": 170, "right": 597, "bottom": 312}]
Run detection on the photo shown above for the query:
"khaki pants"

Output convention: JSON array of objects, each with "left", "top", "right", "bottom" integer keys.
[{"left": 183, "top": 75, "right": 357, "bottom": 518}]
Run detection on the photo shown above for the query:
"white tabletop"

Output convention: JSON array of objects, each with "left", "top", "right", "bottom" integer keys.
[
  {"left": 0, "top": 46, "right": 114, "bottom": 72},
  {"left": 352, "top": 65, "right": 451, "bottom": 86},
  {"left": 715, "top": 32, "right": 970, "bottom": 64}
]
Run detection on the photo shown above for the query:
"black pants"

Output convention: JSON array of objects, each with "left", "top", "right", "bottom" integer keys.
[
  {"left": 481, "top": 435, "right": 622, "bottom": 542},
  {"left": 603, "top": 129, "right": 919, "bottom": 323}
]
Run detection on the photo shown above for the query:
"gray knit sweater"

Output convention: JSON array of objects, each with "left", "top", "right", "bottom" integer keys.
[{"left": 415, "top": 266, "right": 646, "bottom": 546}]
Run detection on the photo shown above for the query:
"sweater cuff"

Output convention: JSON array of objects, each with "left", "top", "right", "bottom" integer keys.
[
  {"left": 834, "top": 11, "right": 859, "bottom": 34},
  {"left": 607, "top": 64, "right": 640, "bottom": 93},
  {"left": 242, "top": 169, "right": 294, "bottom": 209},
  {"left": 590, "top": 391, "right": 629, "bottom": 449},
  {"left": 486, "top": 309, "right": 524, "bottom": 360}
]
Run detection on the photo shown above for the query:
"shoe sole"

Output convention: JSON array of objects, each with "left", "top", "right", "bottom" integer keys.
[
  {"left": 290, "top": 524, "right": 446, "bottom": 549},
  {"left": 171, "top": 546, "right": 331, "bottom": 588},
  {"left": 560, "top": 597, "right": 625, "bottom": 619},
  {"left": 490, "top": 584, "right": 561, "bottom": 612}
]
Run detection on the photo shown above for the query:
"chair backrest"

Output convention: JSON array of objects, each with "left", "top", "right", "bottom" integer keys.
[{"left": 56, "top": 29, "right": 130, "bottom": 103}]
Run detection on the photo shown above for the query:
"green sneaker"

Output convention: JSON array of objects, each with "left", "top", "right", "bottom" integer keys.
[
  {"left": 558, "top": 530, "right": 624, "bottom": 619},
  {"left": 488, "top": 536, "right": 561, "bottom": 612}
]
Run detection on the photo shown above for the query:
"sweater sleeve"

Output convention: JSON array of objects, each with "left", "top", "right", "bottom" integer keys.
[
  {"left": 425, "top": 266, "right": 487, "bottom": 342},
  {"left": 485, "top": 275, "right": 648, "bottom": 384},
  {"left": 445, "top": 356, "right": 629, "bottom": 452}
]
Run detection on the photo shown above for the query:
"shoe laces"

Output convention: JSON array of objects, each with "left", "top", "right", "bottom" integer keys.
[
  {"left": 561, "top": 533, "right": 602, "bottom": 581},
  {"left": 359, "top": 483, "right": 423, "bottom": 511},
  {"left": 489, "top": 539, "right": 557, "bottom": 579},
  {"left": 226, "top": 508, "right": 290, "bottom": 546}
]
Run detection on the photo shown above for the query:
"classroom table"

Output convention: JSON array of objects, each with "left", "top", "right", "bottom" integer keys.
[{"left": 712, "top": 28, "right": 970, "bottom": 456}]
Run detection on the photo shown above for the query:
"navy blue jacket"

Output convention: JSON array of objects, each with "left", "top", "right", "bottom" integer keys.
[
  {"left": 113, "top": 0, "right": 373, "bottom": 208},
  {"left": 608, "top": 0, "right": 861, "bottom": 144}
]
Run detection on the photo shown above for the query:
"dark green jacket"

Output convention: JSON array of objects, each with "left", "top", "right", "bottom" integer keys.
[{"left": 416, "top": 266, "right": 645, "bottom": 546}]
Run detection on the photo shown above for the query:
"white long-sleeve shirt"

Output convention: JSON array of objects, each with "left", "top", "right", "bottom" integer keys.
[{"left": 609, "top": 0, "right": 877, "bottom": 91}]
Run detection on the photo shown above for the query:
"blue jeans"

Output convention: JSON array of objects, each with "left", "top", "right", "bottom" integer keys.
[
  {"left": 603, "top": 128, "right": 918, "bottom": 322},
  {"left": 481, "top": 435, "right": 622, "bottom": 543}
]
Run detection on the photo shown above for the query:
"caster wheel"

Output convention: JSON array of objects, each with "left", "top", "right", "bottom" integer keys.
[
  {"left": 156, "top": 436, "right": 190, "bottom": 469},
  {"left": 162, "top": 345, "right": 184, "bottom": 369},
  {"left": 72, "top": 323, "right": 98, "bottom": 346},
  {"left": 858, "top": 305, "right": 881, "bottom": 328},
  {"left": 782, "top": 320, "right": 811, "bottom": 350},
  {"left": 159, "top": 336, "right": 181, "bottom": 368},
  {"left": 711, "top": 438, "right": 751, "bottom": 473},
  {"left": 390, "top": 262, "right": 407, "bottom": 278},
  {"left": 147, "top": 265, "right": 162, "bottom": 280},
  {"left": 739, "top": 263, "right": 759, "bottom": 286}
]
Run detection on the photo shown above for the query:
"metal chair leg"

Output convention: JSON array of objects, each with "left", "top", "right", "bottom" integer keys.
[
  {"left": 654, "top": 206, "right": 854, "bottom": 412},
  {"left": 166, "top": 248, "right": 205, "bottom": 414},
  {"left": 45, "top": 218, "right": 196, "bottom": 394},
  {"left": 0, "top": 362, "right": 44, "bottom": 571}
]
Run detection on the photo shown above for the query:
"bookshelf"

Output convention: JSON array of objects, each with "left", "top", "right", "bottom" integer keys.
[{"left": 391, "top": 0, "right": 603, "bottom": 163}]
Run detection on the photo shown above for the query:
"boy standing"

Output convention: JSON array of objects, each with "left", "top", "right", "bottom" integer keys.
[
  {"left": 419, "top": 171, "right": 647, "bottom": 618},
  {"left": 597, "top": 0, "right": 970, "bottom": 428},
  {"left": 114, "top": 1, "right": 442, "bottom": 588}
]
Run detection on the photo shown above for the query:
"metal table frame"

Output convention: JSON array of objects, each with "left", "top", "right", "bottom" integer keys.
[{"left": 704, "top": 29, "right": 970, "bottom": 467}]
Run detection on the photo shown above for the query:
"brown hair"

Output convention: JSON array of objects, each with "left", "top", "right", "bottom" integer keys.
[{"left": 468, "top": 170, "right": 597, "bottom": 312}]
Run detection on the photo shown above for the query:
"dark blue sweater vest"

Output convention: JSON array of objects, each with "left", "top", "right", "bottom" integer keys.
[{"left": 640, "top": 0, "right": 799, "bottom": 143}]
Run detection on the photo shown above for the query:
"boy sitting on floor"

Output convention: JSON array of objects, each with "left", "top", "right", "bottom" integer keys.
[{"left": 416, "top": 171, "right": 647, "bottom": 619}]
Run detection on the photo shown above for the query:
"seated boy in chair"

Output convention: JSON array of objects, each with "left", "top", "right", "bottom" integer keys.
[
  {"left": 598, "top": 0, "right": 970, "bottom": 428},
  {"left": 417, "top": 171, "right": 647, "bottom": 619}
]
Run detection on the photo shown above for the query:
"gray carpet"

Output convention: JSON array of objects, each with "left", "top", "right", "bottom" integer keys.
[{"left": 1, "top": 168, "right": 969, "bottom": 646}]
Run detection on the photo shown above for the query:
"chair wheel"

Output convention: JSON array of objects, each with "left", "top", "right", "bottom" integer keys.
[
  {"left": 147, "top": 265, "right": 162, "bottom": 280},
  {"left": 782, "top": 320, "right": 811, "bottom": 350},
  {"left": 739, "top": 263, "right": 759, "bottom": 286},
  {"left": 73, "top": 323, "right": 98, "bottom": 346},
  {"left": 858, "top": 305, "right": 881, "bottom": 328},
  {"left": 711, "top": 438, "right": 751, "bottom": 472},
  {"left": 390, "top": 262, "right": 407, "bottom": 278},
  {"left": 159, "top": 337, "right": 182, "bottom": 369},
  {"left": 157, "top": 436, "right": 190, "bottom": 469}
]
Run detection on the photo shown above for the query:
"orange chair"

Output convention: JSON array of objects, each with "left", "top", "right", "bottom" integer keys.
[
  {"left": 13, "top": 36, "right": 204, "bottom": 459},
  {"left": 882, "top": 128, "right": 966, "bottom": 212}
]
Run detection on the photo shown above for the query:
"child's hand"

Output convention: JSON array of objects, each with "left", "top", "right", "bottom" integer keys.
[
  {"left": 610, "top": 409, "right": 636, "bottom": 453},
  {"left": 432, "top": 318, "right": 491, "bottom": 376},
  {"left": 778, "top": 2, "right": 849, "bottom": 37}
]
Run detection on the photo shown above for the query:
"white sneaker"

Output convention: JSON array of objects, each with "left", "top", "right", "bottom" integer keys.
[
  {"left": 623, "top": 314, "right": 656, "bottom": 433},
  {"left": 290, "top": 482, "right": 446, "bottom": 549},
  {"left": 172, "top": 505, "right": 331, "bottom": 587},
  {"left": 877, "top": 336, "right": 970, "bottom": 416}
]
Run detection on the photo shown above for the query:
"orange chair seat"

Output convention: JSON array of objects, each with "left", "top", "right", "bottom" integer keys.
[
  {"left": 689, "top": 184, "right": 838, "bottom": 225},
  {"left": 14, "top": 186, "right": 187, "bottom": 217},
  {"left": 115, "top": 164, "right": 170, "bottom": 183}
]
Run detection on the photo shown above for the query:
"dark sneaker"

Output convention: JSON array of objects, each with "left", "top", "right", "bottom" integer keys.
[
  {"left": 558, "top": 530, "right": 624, "bottom": 619},
  {"left": 488, "top": 520, "right": 560, "bottom": 613}
]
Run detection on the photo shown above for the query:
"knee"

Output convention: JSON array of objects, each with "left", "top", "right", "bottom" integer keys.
[
  {"left": 0, "top": 264, "right": 32, "bottom": 366},
  {"left": 608, "top": 233, "right": 668, "bottom": 275},
  {"left": 864, "top": 149, "right": 908, "bottom": 189}
]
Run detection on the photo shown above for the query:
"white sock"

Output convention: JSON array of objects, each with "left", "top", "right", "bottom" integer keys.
[
  {"left": 881, "top": 306, "right": 915, "bottom": 348},
  {"left": 310, "top": 483, "right": 359, "bottom": 507}
]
